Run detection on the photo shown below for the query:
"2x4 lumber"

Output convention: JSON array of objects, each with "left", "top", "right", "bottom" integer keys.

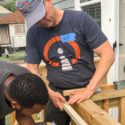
[
  {"left": 91, "top": 89, "right": 125, "bottom": 101},
  {"left": 96, "top": 98, "right": 119, "bottom": 108},
  {"left": 103, "top": 100, "right": 109, "bottom": 112},
  {"left": 63, "top": 84, "right": 115, "bottom": 97},
  {"left": 72, "top": 99, "right": 121, "bottom": 125},
  {"left": 71, "top": 120, "right": 77, "bottom": 125},
  {"left": 63, "top": 88, "right": 125, "bottom": 102},
  {"left": 62, "top": 103, "right": 88, "bottom": 125},
  {"left": 119, "top": 97, "right": 125, "bottom": 125}
]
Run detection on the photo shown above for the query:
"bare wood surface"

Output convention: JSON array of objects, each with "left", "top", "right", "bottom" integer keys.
[
  {"left": 92, "top": 89, "right": 125, "bottom": 101},
  {"left": 63, "top": 84, "right": 115, "bottom": 97},
  {"left": 62, "top": 103, "right": 88, "bottom": 125},
  {"left": 103, "top": 100, "right": 109, "bottom": 112},
  {"left": 63, "top": 87, "right": 125, "bottom": 102},
  {"left": 72, "top": 99, "right": 121, "bottom": 125},
  {"left": 99, "top": 84, "right": 115, "bottom": 90},
  {"left": 71, "top": 120, "right": 77, "bottom": 125},
  {"left": 119, "top": 97, "right": 125, "bottom": 125},
  {"left": 96, "top": 98, "right": 119, "bottom": 108}
]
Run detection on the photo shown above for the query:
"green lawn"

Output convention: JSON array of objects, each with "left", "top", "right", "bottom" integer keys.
[{"left": 0, "top": 50, "right": 25, "bottom": 61}]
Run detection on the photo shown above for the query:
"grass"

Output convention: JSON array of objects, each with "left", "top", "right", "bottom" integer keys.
[{"left": 0, "top": 50, "right": 25, "bottom": 62}]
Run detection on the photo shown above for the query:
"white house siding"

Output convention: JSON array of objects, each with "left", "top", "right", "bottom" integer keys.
[
  {"left": 9, "top": 24, "right": 26, "bottom": 48},
  {"left": 101, "top": 0, "right": 116, "bottom": 83},
  {"left": 53, "top": 0, "right": 75, "bottom": 10}
]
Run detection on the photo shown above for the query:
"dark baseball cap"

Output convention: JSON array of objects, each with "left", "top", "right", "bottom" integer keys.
[{"left": 16, "top": 0, "right": 46, "bottom": 29}]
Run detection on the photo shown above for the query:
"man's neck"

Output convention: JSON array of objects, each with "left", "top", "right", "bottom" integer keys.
[{"left": 55, "top": 9, "right": 64, "bottom": 26}]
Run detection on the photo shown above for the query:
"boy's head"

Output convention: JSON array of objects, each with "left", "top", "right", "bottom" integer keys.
[{"left": 7, "top": 73, "right": 48, "bottom": 116}]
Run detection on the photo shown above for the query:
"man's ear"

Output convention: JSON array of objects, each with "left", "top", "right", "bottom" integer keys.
[{"left": 10, "top": 100, "right": 21, "bottom": 110}]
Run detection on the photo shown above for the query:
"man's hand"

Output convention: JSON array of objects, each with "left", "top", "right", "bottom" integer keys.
[
  {"left": 48, "top": 88, "right": 66, "bottom": 110},
  {"left": 67, "top": 87, "right": 95, "bottom": 104}
]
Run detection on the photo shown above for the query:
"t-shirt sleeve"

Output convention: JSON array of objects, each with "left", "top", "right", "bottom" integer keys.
[
  {"left": 25, "top": 29, "right": 41, "bottom": 64},
  {"left": 82, "top": 12, "right": 108, "bottom": 49}
]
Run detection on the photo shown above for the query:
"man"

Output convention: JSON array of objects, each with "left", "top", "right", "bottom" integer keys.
[
  {"left": 0, "top": 61, "right": 48, "bottom": 125},
  {"left": 16, "top": 0, "right": 115, "bottom": 125}
]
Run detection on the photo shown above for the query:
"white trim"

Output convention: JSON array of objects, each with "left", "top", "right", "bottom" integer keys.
[
  {"left": 113, "top": 0, "right": 120, "bottom": 81},
  {"left": 80, "top": 0, "right": 101, "bottom": 7},
  {"left": 74, "top": 0, "right": 81, "bottom": 11}
]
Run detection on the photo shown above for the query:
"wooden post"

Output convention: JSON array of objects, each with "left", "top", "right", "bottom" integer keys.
[
  {"left": 119, "top": 97, "right": 125, "bottom": 125},
  {"left": 103, "top": 100, "right": 109, "bottom": 112}
]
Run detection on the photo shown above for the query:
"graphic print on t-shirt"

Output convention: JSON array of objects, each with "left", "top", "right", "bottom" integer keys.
[{"left": 43, "top": 33, "right": 81, "bottom": 71}]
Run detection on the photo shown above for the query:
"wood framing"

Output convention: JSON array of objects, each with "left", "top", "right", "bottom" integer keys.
[
  {"left": 63, "top": 84, "right": 125, "bottom": 125},
  {"left": 71, "top": 99, "right": 121, "bottom": 125},
  {"left": 62, "top": 103, "right": 88, "bottom": 125}
]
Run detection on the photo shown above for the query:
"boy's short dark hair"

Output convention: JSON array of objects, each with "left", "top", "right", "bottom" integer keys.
[{"left": 8, "top": 73, "right": 48, "bottom": 108}]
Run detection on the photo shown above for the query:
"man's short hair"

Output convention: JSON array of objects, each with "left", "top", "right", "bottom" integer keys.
[{"left": 8, "top": 73, "right": 48, "bottom": 108}]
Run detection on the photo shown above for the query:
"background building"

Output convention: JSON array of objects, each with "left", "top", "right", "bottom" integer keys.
[{"left": 0, "top": 6, "right": 26, "bottom": 52}]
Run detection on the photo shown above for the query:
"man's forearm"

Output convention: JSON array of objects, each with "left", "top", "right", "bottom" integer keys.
[{"left": 87, "top": 52, "right": 115, "bottom": 91}]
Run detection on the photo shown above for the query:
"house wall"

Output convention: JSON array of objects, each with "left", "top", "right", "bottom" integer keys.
[
  {"left": 101, "top": 0, "right": 116, "bottom": 83},
  {"left": 0, "top": 24, "right": 10, "bottom": 45},
  {"left": 53, "top": 0, "right": 75, "bottom": 10},
  {"left": 9, "top": 24, "right": 26, "bottom": 48}
]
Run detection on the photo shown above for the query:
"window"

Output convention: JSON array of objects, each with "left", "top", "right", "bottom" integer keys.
[
  {"left": 82, "top": 3, "right": 101, "bottom": 27},
  {"left": 14, "top": 24, "right": 26, "bottom": 35}
]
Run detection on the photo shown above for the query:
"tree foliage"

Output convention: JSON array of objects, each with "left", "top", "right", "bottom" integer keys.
[{"left": 1, "top": 0, "right": 16, "bottom": 12}]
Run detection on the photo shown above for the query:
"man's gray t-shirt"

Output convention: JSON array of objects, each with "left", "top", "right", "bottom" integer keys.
[
  {"left": 0, "top": 61, "right": 29, "bottom": 119},
  {"left": 25, "top": 10, "right": 107, "bottom": 89}
]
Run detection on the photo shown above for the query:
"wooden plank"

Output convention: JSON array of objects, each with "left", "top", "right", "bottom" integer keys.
[
  {"left": 63, "top": 88, "right": 85, "bottom": 96},
  {"left": 91, "top": 89, "right": 125, "bottom": 101},
  {"left": 63, "top": 84, "right": 115, "bottom": 97},
  {"left": 119, "top": 97, "right": 125, "bottom": 125},
  {"left": 72, "top": 99, "right": 121, "bottom": 125},
  {"left": 99, "top": 84, "right": 115, "bottom": 90},
  {"left": 63, "top": 87, "right": 125, "bottom": 102},
  {"left": 62, "top": 103, "right": 88, "bottom": 125},
  {"left": 103, "top": 100, "right": 109, "bottom": 112},
  {"left": 95, "top": 98, "right": 119, "bottom": 108},
  {"left": 71, "top": 120, "right": 77, "bottom": 125}
]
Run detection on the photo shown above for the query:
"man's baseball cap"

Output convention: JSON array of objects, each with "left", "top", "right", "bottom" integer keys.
[{"left": 16, "top": 0, "right": 46, "bottom": 29}]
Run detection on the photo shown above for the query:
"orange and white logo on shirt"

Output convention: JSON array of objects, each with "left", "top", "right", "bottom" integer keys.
[{"left": 43, "top": 33, "right": 81, "bottom": 71}]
